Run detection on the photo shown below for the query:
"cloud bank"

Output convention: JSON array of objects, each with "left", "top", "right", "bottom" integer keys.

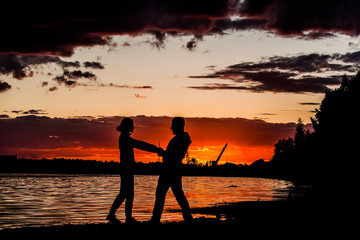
[
  {"left": 188, "top": 52, "right": 360, "bottom": 94},
  {"left": 0, "top": 115, "right": 299, "bottom": 163},
  {"left": 0, "top": 80, "right": 11, "bottom": 93},
  {"left": 238, "top": 0, "right": 360, "bottom": 37},
  {"left": 2, "top": 0, "right": 360, "bottom": 56},
  {"left": 0, "top": 54, "right": 154, "bottom": 92}
]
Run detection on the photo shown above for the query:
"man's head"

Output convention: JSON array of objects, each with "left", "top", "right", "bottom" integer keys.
[{"left": 171, "top": 117, "right": 185, "bottom": 135}]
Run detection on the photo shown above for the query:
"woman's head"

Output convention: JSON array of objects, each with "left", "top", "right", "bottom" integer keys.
[{"left": 116, "top": 117, "right": 134, "bottom": 133}]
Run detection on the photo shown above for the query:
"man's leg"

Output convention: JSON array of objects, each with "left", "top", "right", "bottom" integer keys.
[
  {"left": 151, "top": 175, "right": 170, "bottom": 222},
  {"left": 171, "top": 176, "right": 193, "bottom": 221}
]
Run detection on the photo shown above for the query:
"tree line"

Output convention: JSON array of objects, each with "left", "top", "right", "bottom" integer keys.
[{"left": 265, "top": 72, "right": 359, "bottom": 186}]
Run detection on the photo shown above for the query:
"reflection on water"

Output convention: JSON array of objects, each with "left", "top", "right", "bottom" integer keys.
[{"left": 0, "top": 173, "right": 293, "bottom": 229}]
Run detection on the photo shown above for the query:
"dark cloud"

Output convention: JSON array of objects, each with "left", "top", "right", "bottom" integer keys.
[
  {"left": 0, "top": 0, "right": 231, "bottom": 56},
  {"left": 53, "top": 70, "right": 97, "bottom": 87},
  {"left": 64, "top": 70, "right": 96, "bottom": 80},
  {"left": 298, "top": 102, "right": 320, "bottom": 106},
  {"left": 1, "top": 0, "right": 360, "bottom": 60},
  {"left": 98, "top": 83, "right": 153, "bottom": 89},
  {"left": 2, "top": 0, "right": 360, "bottom": 58},
  {"left": 337, "top": 51, "right": 360, "bottom": 63},
  {"left": 131, "top": 85, "right": 153, "bottom": 89},
  {"left": 0, "top": 54, "right": 32, "bottom": 79},
  {"left": 188, "top": 52, "right": 360, "bottom": 94},
  {"left": 19, "top": 55, "right": 81, "bottom": 68},
  {"left": 184, "top": 35, "right": 204, "bottom": 51},
  {"left": 0, "top": 53, "right": 108, "bottom": 91},
  {"left": 83, "top": 61, "right": 105, "bottom": 69},
  {"left": 0, "top": 50, "right": 152, "bottom": 91},
  {"left": 210, "top": 18, "right": 267, "bottom": 35},
  {"left": 23, "top": 109, "right": 47, "bottom": 115},
  {"left": 145, "top": 31, "right": 167, "bottom": 50},
  {"left": 0, "top": 80, "right": 12, "bottom": 93},
  {"left": 296, "top": 32, "right": 337, "bottom": 40},
  {"left": 11, "top": 110, "right": 22, "bottom": 114},
  {"left": 11, "top": 109, "right": 48, "bottom": 115},
  {"left": 188, "top": 76, "right": 339, "bottom": 93},
  {"left": 188, "top": 83, "right": 248, "bottom": 91},
  {"left": 242, "top": 72, "right": 339, "bottom": 93},
  {"left": 0, "top": 54, "right": 99, "bottom": 80},
  {"left": 49, "top": 86, "right": 58, "bottom": 92},
  {"left": 238, "top": 0, "right": 360, "bottom": 37},
  {"left": 53, "top": 75, "right": 77, "bottom": 87},
  {"left": 259, "top": 113, "right": 277, "bottom": 116}
]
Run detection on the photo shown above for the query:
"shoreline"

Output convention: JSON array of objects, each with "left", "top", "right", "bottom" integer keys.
[
  {"left": 0, "top": 156, "right": 301, "bottom": 182},
  {"left": 0, "top": 198, "right": 328, "bottom": 234}
]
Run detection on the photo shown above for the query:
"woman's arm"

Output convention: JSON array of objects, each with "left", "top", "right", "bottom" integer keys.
[{"left": 131, "top": 138, "right": 158, "bottom": 153}]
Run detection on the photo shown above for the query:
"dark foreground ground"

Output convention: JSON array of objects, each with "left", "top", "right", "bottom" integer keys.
[{"left": 0, "top": 197, "right": 346, "bottom": 236}]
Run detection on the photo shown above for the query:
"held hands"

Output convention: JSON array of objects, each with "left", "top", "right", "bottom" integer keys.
[{"left": 156, "top": 147, "right": 166, "bottom": 157}]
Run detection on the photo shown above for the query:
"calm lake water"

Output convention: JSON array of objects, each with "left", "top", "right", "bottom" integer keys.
[{"left": 0, "top": 173, "right": 293, "bottom": 229}]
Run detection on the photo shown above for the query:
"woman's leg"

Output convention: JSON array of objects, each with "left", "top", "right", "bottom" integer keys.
[
  {"left": 107, "top": 174, "right": 132, "bottom": 218},
  {"left": 124, "top": 174, "right": 135, "bottom": 220}
]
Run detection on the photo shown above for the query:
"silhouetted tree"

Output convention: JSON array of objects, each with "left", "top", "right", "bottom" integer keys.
[
  {"left": 271, "top": 72, "right": 360, "bottom": 187},
  {"left": 310, "top": 73, "right": 359, "bottom": 189},
  {"left": 271, "top": 137, "right": 295, "bottom": 179},
  {"left": 274, "top": 137, "right": 295, "bottom": 155},
  {"left": 294, "top": 118, "right": 305, "bottom": 153},
  {"left": 312, "top": 74, "right": 359, "bottom": 156}
]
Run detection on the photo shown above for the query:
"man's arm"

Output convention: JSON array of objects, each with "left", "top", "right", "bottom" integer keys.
[{"left": 157, "top": 148, "right": 166, "bottom": 156}]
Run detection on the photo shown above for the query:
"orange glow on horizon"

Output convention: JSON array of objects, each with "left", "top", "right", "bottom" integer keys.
[{"left": 15, "top": 144, "right": 274, "bottom": 165}]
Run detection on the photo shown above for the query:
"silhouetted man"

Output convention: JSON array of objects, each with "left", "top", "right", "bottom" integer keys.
[{"left": 150, "top": 117, "right": 193, "bottom": 223}]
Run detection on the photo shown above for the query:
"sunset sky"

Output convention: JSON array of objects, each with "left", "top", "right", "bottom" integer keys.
[{"left": 1, "top": 0, "right": 360, "bottom": 164}]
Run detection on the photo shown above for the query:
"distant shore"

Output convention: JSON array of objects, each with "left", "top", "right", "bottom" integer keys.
[{"left": 0, "top": 156, "right": 291, "bottom": 180}]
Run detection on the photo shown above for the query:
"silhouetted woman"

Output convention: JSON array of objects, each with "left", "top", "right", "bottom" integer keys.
[{"left": 106, "top": 117, "right": 159, "bottom": 223}]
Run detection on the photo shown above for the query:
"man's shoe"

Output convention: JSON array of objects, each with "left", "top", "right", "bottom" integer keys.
[
  {"left": 106, "top": 214, "right": 121, "bottom": 224},
  {"left": 125, "top": 217, "right": 140, "bottom": 224},
  {"left": 143, "top": 219, "right": 161, "bottom": 224}
]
